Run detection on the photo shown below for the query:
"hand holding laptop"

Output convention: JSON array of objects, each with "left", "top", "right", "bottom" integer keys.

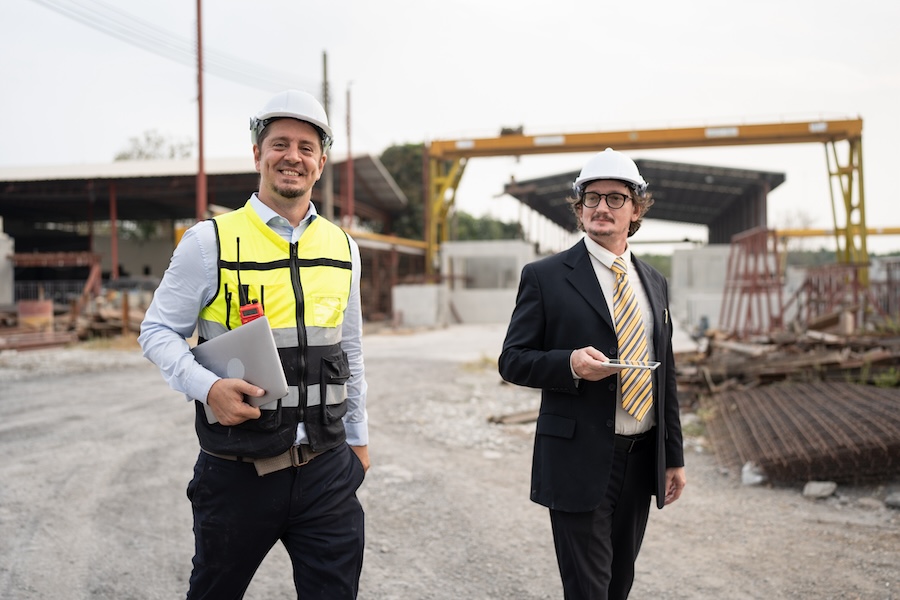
[
  {"left": 206, "top": 378, "right": 266, "bottom": 426},
  {"left": 190, "top": 316, "right": 290, "bottom": 425}
]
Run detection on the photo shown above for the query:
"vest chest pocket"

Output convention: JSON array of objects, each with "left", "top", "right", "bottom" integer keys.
[{"left": 311, "top": 295, "right": 345, "bottom": 327}]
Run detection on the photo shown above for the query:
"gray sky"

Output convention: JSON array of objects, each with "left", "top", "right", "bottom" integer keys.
[{"left": 3, "top": 0, "right": 898, "bottom": 252}]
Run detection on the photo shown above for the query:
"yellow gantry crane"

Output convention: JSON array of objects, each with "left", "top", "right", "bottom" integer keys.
[{"left": 426, "top": 118, "right": 868, "bottom": 275}]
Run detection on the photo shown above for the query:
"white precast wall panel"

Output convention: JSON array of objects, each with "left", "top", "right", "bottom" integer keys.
[
  {"left": 442, "top": 240, "right": 536, "bottom": 325},
  {"left": 0, "top": 219, "right": 13, "bottom": 306},
  {"left": 671, "top": 245, "right": 730, "bottom": 332}
]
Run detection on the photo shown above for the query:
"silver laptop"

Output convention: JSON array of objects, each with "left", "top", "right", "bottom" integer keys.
[{"left": 191, "top": 316, "right": 289, "bottom": 423}]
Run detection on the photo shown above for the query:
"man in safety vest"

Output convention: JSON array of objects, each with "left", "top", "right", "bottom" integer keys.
[{"left": 139, "top": 89, "right": 369, "bottom": 599}]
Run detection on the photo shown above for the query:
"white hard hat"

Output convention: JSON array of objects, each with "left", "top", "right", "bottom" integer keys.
[
  {"left": 249, "top": 89, "right": 334, "bottom": 153},
  {"left": 573, "top": 148, "right": 647, "bottom": 196}
]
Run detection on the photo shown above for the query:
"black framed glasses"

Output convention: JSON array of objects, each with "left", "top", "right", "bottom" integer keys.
[{"left": 581, "top": 192, "right": 631, "bottom": 209}]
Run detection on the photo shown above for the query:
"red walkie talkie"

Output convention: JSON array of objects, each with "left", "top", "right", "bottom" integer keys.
[
  {"left": 236, "top": 237, "right": 264, "bottom": 324},
  {"left": 239, "top": 300, "right": 264, "bottom": 324}
]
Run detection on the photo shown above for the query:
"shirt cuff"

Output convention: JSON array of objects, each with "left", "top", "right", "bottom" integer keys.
[
  {"left": 569, "top": 350, "right": 581, "bottom": 381},
  {"left": 343, "top": 419, "right": 369, "bottom": 447},
  {"left": 184, "top": 364, "right": 220, "bottom": 404}
]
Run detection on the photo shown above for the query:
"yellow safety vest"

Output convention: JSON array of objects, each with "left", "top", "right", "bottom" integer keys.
[{"left": 195, "top": 202, "right": 353, "bottom": 457}]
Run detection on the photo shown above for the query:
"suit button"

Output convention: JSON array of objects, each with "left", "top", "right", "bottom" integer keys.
[
  {"left": 608, "top": 348, "right": 617, "bottom": 357},
  {"left": 608, "top": 383, "right": 616, "bottom": 392},
  {"left": 606, "top": 420, "right": 614, "bottom": 428}
]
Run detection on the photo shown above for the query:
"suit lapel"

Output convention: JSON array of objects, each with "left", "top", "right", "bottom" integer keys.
[{"left": 564, "top": 240, "right": 615, "bottom": 332}]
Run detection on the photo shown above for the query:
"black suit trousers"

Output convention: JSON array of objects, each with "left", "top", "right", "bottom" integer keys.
[
  {"left": 185, "top": 444, "right": 366, "bottom": 599},
  {"left": 549, "top": 441, "right": 654, "bottom": 600}
]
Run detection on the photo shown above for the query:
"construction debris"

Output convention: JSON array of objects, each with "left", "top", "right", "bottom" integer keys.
[
  {"left": 0, "top": 289, "right": 149, "bottom": 351},
  {"left": 0, "top": 330, "right": 79, "bottom": 351},
  {"left": 702, "top": 381, "right": 900, "bottom": 484},
  {"left": 684, "top": 323, "right": 900, "bottom": 484},
  {"left": 677, "top": 328, "right": 900, "bottom": 405},
  {"left": 488, "top": 407, "right": 539, "bottom": 425}
]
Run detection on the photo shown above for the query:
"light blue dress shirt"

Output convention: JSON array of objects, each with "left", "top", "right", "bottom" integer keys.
[{"left": 138, "top": 194, "right": 368, "bottom": 447}]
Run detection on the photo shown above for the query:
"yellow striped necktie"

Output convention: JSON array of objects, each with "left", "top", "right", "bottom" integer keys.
[{"left": 611, "top": 257, "right": 654, "bottom": 421}]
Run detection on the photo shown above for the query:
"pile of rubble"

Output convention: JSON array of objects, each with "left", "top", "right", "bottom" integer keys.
[
  {"left": 0, "top": 290, "right": 147, "bottom": 351},
  {"left": 680, "top": 329, "right": 900, "bottom": 397},
  {"left": 683, "top": 329, "right": 900, "bottom": 484}
]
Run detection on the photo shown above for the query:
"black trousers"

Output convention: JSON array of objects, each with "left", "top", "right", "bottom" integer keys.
[
  {"left": 549, "top": 439, "right": 654, "bottom": 600},
  {"left": 185, "top": 443, "right": 366, "bottom": 600}
]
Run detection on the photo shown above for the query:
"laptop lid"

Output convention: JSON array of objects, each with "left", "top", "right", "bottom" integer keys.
[{"left": 191, "top": 316, "right": 289, "bottom": 420}]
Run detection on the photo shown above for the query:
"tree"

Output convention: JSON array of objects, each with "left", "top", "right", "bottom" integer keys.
[
  {"left": 453, "top": 211, "right": 523, "bottom": 241},
  {"left": 379, "top": 143, "right": 523, "bottom": 242},
  {"left": 379, "top": 143, "right": 425, "bottom": 239},
  {"left": 114, "top": 129, "right": 193, "bottom": 161},
  {"left": 640, "top": 254, "right": 671, "bottom": 279}
]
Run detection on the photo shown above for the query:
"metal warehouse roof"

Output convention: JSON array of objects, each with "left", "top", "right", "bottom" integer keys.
[
  {"left": 0, "top": 155, "right": 407, "bottom": 224},
  {"left": 503, "top": 158, "right": 785, "bottom": 244}
]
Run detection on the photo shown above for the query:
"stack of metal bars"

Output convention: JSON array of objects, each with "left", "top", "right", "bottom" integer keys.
[{"left": 702, "top": 381, "right": 900, "bottom": 483}]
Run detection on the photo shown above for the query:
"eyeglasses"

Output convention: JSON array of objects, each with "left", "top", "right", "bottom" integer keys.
[{"left": 581, "top": 192, "right": 631, "bottom": 210}]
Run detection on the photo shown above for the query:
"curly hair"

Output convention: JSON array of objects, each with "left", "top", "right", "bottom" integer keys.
[{"left": 568, "top": 180, "right": 655, "bottom": 237}]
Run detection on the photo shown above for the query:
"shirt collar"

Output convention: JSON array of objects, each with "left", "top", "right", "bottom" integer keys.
[
  {"left": 583, "top": 235, "right": 631, "bottom": 271},
  {"left": 249, "top": 193, "right": 317, "bottom": 227}
]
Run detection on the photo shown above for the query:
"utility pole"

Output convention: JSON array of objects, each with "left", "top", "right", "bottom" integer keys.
[
  {"left": 343, "top": 83, "right": 354, "bottom": 229},
  {"left": 321, "top": 51, "right": 334, "bottom": 221},
  {"left": 195, "top": 0, "right": 207, "bottom": 222}
]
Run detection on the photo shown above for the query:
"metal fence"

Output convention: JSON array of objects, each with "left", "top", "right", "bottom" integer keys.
[{"left": 14, "top": 279, "right": 159, "bottom": 304}]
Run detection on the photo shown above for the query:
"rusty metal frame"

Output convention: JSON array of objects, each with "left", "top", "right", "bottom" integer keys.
[{"left": 718, "top": 227, "right": 785, "bottom": 337}]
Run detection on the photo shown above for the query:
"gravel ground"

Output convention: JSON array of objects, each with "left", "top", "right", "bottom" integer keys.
[{"left": 1, "top": 323, "right": 899, "bottom": 599}]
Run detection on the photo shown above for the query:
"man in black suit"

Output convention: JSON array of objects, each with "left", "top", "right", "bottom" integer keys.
[{"left": 499, "top": 148, "right": 686, "bottom": 600}]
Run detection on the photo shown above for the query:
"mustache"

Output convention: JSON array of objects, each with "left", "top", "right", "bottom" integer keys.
[{"left": 590, "top": 213, "right": 615, "bottom": 223}]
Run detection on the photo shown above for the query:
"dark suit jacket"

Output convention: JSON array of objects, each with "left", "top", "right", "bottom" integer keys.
[{"left": 498, "top": 240, "right": 684, "bottom": 512}]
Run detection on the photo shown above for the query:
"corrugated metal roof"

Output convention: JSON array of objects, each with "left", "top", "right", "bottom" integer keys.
[
  {"left": 0, "top": 155, "right": 407, "bottom": 223},
  {"left": 0, "top": 157, "right": 256, "bottom": 182},
  {"left": 503, "top": 158, "right": 785, "bottom": 242}
]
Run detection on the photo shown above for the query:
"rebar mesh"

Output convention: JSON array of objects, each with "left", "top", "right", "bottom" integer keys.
[{"left": 702, "top": 381, "right": 900, "bottom": 483}]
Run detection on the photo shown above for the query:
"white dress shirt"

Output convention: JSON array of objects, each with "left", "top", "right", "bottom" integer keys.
[{"left": 583, "top": 236, "right": 657, "bottom": 435}]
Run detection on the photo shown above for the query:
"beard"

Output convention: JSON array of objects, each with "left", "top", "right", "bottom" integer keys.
[
  {"left": 272, "top": 185, "right": 304, "bottom": 198},
  {"left": 269, "top": 180, "right": 307, "bottom": 199}
]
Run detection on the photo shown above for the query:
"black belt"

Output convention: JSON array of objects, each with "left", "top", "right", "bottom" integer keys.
[{"left": 614, "top": 431, "right": 653, "bottom": 453}]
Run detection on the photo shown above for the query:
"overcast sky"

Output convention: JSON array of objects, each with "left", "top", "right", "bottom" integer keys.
[{"left": 2, "top": 0, "right": 898, "bottom": 253}]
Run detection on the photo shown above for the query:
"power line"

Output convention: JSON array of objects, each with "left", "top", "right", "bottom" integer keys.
[{"left": 28, "top": 0, "right": 318, "bottom": 92}]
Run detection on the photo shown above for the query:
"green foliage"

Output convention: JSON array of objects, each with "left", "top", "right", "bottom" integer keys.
[
  {"left": 872, "top": 367, "right": 900, "bottom": 388},
  {"left": 379, "top": 143, "right": 523, "bottom": 242},
  {"left": 453, "top": 211, "right": 523, "bottom": 241},
  {"left": 637, "top": 254, "right": 671, "bottom": 278},
  {"left": 785, "top": 249, "right": 837, "bottom": 267},
  {"left": 380, "top": 144, "right": 425, "bottom": 240}
]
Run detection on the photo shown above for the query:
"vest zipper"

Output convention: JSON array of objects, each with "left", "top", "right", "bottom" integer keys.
[
  {"left": 290, "top": 242, "right": 308, "bottom": 421},
  {"left": 224, "top": 283, "right": 232, "bottom": 329}
]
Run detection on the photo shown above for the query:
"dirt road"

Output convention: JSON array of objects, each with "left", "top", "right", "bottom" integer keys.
[{"left": 1, "top": 324, "right": 898, "bottom": 599}]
